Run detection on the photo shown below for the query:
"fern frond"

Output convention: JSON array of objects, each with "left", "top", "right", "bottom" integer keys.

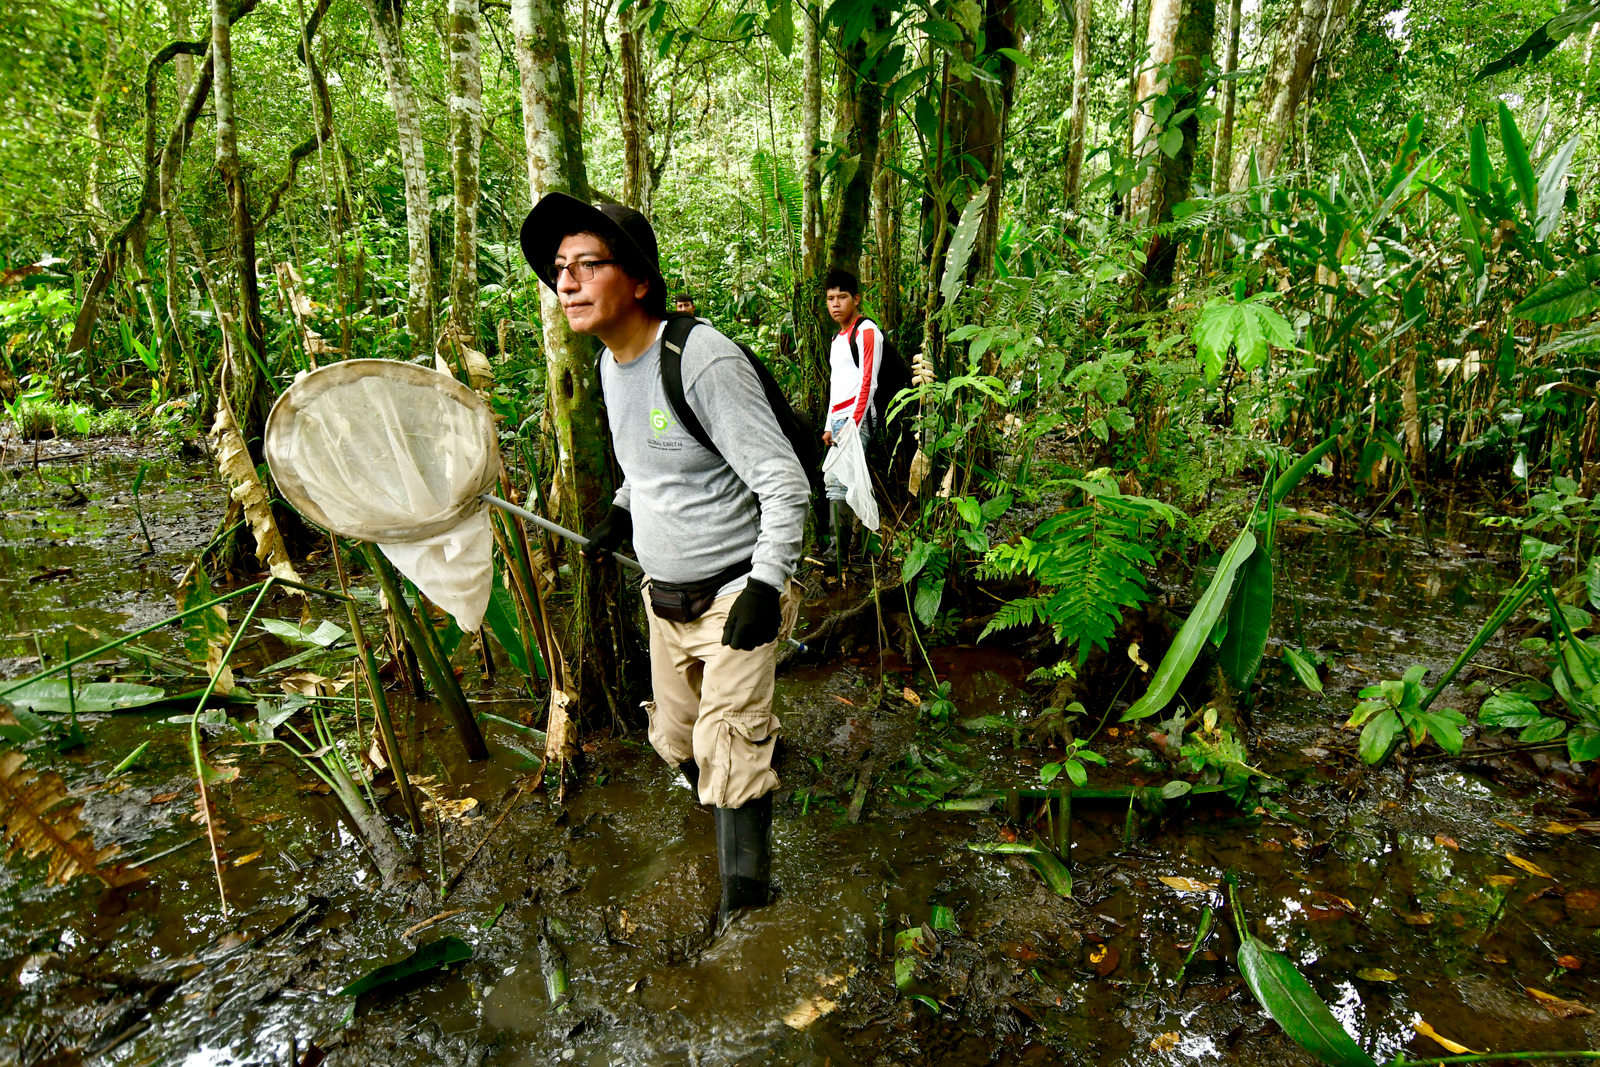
[
  {"left": 979, "top": 596, "right": 1048, "bottom": 640},
  {"left": 0, "top": 750, "right": 140, "bottom": 887}
]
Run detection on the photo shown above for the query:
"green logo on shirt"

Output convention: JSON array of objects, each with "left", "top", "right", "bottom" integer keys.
[{"left": 650, "top": 408, "right": 675, "bottom": 438}]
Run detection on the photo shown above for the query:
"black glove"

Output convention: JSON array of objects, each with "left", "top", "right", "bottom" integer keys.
[
  {"left": 721, "top": 578, "right": 782, "bottom": 650},
  {"left": 580, "top": 505, "right": 631, "bottom": 564}
]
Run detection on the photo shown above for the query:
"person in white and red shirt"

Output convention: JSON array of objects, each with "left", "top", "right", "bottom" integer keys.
[{"left": 819, "top": 268, "right": 883, "bottom": 565}]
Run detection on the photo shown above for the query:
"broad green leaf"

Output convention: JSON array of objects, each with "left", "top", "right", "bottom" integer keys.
[
  {"left": 913, "top": 573, "right": 944, "bottom": 627},
  {"left": 930, "top": 904, "right": 959, "bottom": 932},
  {"left": 765, "top": 0, "right": 793, "bottom": 55},
  {"left": 176, "top": 565, "right": 231, "bottom": 666},
  {"left": 1513, "top": 256, "right": 1600, "bottom": 324},
  {"left": 1218, "top": 546, "right": 1273, "bottom": 691},
  {"left": 1589, "top": 555, "right": 1600, "bottom": 611},
  {"left": 1478, "top": 691, "right": 1545, "bottom": 729},
  {"left": 901, "top": 538, "right": 937, "bottom": 585},
  {"left": 1194, "top": 299, "right": 1239, "bottom": 381},
  {"left": 483, "top": 586, "right": 530, "bottom": 676},
  {"left": 1454, "top": 190, "right": 1484, "bottom": 277},
  {"left": 1498, "top": 102, "right": 1537, "bottom": 223},
  {"left": 0, "top": 705, "right": 50, "bottom": 742},
  {"left": 1467, "top": 123, "right": 1491, "bottom": 194},
  {"left": 966, "top": 841, "right": 1044, "bottom": 854},
  {"left": 1237, "top": 936, "right": 1379, "bottom": 1067},
  {"left": 1519, "top": 717, "right": 1568, "bottom": 743},
  {"left": 940, "top": 183, "right": 992, "bottom": 306},
  {"left": 338, "top": 936, "right": 473, "bottom": 998},
  {"left": 1569, "top": 724, "right": 1600, "bottom": 763},
  {"left": 4, "top": 680, "right": 169, "bottom": 714},
  {"left": 1282, "top": 648, "right": 1324, "bottom": 693},
  {"left": 1026, "top": 850, "right": 1073, "bottom": 897},
  {"left": 1122, "top": 530, "right": 1257, "bottom": 720},
  {"left": 1358, "top": 709, "right": 1401, "bottom": 764},
  {"left": 1474, "top": 2, "right": 1600, "bottom": 81},
  {"left": 1534, "top": 134, "right": 1581, "bottom": 241},
  {"left": 110, "top": 740, "right": 150, "bottom": 774},
  {"left": 260, "top": 618, "right": 346, "bottom": 647}
]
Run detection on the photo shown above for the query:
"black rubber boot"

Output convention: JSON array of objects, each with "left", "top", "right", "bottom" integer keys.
[
  {"left": 679, "top": 760, "right": 701, "bottom": 798},
  {"left": 714, "top": 792, "right": 773, "bottom": 927},
  {"left": 834, "top": 502, "right": 855, "bottom": 569}
]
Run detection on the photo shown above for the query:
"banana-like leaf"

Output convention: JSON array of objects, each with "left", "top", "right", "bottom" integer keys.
[
  {"left": 1237, "top": 936, "right": 1378, "bottom": 1067},
  {"left": 0, "top": 751, "right": 142, "bottom": 887},
  {"left": 1474, "top": 1, "right": 1600, "bottom": 81},
  {"left": 1454, "top": 189, "right": 1484, "bottom": 277},
  {"left": 1218, "top": 548, "right": 1273, "bottom": 691},
  {"left": 1122, "top": 531, "right": 1257, "bottom": 721},
  {"left": 1282, "top": 648, "right": 1324, "bottom": 693},
  {"left": 940, "top": 183, "right": 992, "bottom": 306},
  {"left": 483, "top": 586, "right": 529, "bottom": 676},
  {"left": 4, "top": 680, "right": 169, "bottom": 714},
  {"left": 1512, "top": 255, "right": 1600, "bottom": 324},
  {"left": 1535, "top": 134, "right": 1582, "bottom": 242},
  {"left": 1467, "top": 123, "right": 1492, "bottom": 196},
  {"left": 1027, "top": 850, "right": 1073, "bottom": 897},
  {"left": 1271, "top": 434, "right": 1341, "bottom": 503},
  {"left": 1498, "top": 102, "right": 1537, "bottom": 224}
]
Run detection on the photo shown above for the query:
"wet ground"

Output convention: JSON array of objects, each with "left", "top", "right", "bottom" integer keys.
[{"left": 3, "top": 440, "right": 1600, "bottom": 1066}]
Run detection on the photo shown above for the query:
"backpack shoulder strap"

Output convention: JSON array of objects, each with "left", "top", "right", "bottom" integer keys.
[
  {"left": 659, "top": 315, "right": 722, "bottom": 458},
  {"left": 847, "top": 319, "right": 861, "bottom": 367}
]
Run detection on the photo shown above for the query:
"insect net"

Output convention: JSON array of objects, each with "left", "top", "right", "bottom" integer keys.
[{"left": 264, "top": 359, "right": 501, "bottom": 631}]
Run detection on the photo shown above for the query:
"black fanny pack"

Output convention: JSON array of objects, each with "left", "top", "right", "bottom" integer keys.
[{"left": 648, "top": 558, "right": 753, "bottom": 624}]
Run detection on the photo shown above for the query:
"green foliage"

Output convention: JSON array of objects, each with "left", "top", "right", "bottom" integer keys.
[
  {"left": 1038, "top": 736, "right": 1106, "bottom": 789},
  {"left": 981, "top": 476, "right": 1181, "bottom": 664},
  {"left": 1192, "top": 294, "right": 1295, "bottom": 382},
  {"left": 1346, "top": 665, "right": 1469, "bottom": 763}
]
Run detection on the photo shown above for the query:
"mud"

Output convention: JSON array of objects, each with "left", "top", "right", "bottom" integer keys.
[{"left": 3, "top": 443, "right": 1600, "bottom": 1066}]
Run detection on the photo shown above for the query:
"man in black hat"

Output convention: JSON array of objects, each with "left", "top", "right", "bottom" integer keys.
[{"left": 521, "top": 194, "right": 809, "bottom": 926}]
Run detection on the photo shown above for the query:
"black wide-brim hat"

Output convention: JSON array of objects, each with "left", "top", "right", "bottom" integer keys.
[{"left": 520, "top": 192, "right": 664, "bottom": 292}]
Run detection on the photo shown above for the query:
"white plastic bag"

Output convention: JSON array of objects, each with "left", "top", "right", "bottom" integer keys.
[{"left": 822, "top": 417, "right": 880, "bottom": 531}]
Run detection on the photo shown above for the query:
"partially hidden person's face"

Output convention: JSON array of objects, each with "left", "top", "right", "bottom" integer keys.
[
  {"left": 675, "top": 299, "right": 695, "bottom": 314},
  {"left": 554, "top": 232, "right": 649, "bottom": 336},
  {"left": 826, "top": 287, "right": 859, "bottom": 326}
]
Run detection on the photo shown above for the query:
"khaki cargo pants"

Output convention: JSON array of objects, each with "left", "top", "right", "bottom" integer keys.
[{"left": 644, "top": 580, "right": 802, "bottom": 809}]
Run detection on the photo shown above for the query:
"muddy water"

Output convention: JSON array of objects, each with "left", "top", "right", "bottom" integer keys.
[{"left": 3, "top": 446, "right": 1599, "bottom": 1066}]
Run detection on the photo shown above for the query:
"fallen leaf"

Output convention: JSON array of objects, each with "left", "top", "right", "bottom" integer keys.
[
  {"left": 1149, "top": 1032, "right": 1180, "bottom": 1052},
  {"left": 1507, "top": 853, "right": 1554, "bottom": 879},
  {"left": 232, "top": 850, "right": 263, "bottom": 867},
  {"left": 1158, "top": 876, "right": 1219, "bottom": 893},
  {"left": 1090, "top": 945, "right": 1120, "bottom": 977},
  {"left": 150, "top": 790, "right": 185, "bottom": 804},
  {"left": 1128, "top": 641, "right": 1151, "bottom": 674},
  {"left": 902, "top": 687, "right": 920, "bottom": 705},
  {"left": 1434, "top": 834, "right": 1459, "bottom": 850},
  {"left": 1526, "top": 987, "right": 1595, "bottom": 1017},
  {"left": 1402, "top": 912, "right": 1435, "bottom": 925},
  {"left": 1545, "top": 822, "right": 1579, "bottom": 835},
  {"left": 1494, "top": 819, "right": 1527, "bottom": 835},
  {"left": 833, "top": 696, "right": 855, "bottom": 706},
  {"left": 1413, "top": 1019, "right": 1482, "bottom": 1054},
  {"left": 1107, "top": 727, "right": 1120, "bottom": 738},
  {"left": 1485, "top": 953, "right": 1509, "bottom": 964},
  {"left": 1357, "top": 968, "right": 1398, "bottom": 981},
  {"left": 782, "top": 994, "right": 838, "bottom": 1029},
  {"left": 1312, "top": 892, "right": 1358, "bottom": 911},
  {"left": 1557, "top": 956, "right": 1582, "bottom": 970},
  {"left": 1487, "top": 874, "right": 1519, "bottom": 888}
]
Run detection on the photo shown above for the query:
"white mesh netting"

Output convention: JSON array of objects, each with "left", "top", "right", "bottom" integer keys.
[{"left": 264, "top": 360, "right": 502, "bottom": 632}]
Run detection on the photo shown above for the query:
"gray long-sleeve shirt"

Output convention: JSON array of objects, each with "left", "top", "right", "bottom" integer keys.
[{"left": 601, "top": 321, "right": 808, "bottom": 595}]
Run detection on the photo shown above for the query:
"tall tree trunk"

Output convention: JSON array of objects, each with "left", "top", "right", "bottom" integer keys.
[
  {"left": 1139, "top": 0, "right": 1216, "bottom": 296},
  {"left": 618, "top": 8, "right": 651, "bottom": 213},
  {"left": 872, "top": 111, "right": 902, "bottom": 335},
  {"left": 1126, "top": 0, "right": 1183, "bottom": 220},
  {"left": 1210, "top": 0, "right": 1243, "bottom": 194},
  {"left": 793, "top": 0, "right": 829, "bottom": 413},
  {"left": 1064, "top": 0, "right": 1093, "bottom": 208},
  {"left": 165, "top": 0, "right": 195, "bottom": 101},
  {"left": 448, "top": 0, "right": 483, "bottom": 348},
  {"left": 85, "top": 2, "right": 121, "bottom": 240},
  {"left": 363, "top": 0, "right": 434, "bottom": 354},
  {"left": 824, "top": 19, "right": 885, "bottom": 279},
  {"left": 513, "top": 0, "right": 634, "bottom": 725},
  {"left": 945, "top": 0, "right": 1019, "bottom": 286},
  {"left": 211, "top": 0, "right": 266, "bottom": 438},
  {"left": 1229, "top": 0, "right": 1329, "bottom": 188},
  {"left": 1122, "top": 0, "right": 1147, "bottom": 218}
]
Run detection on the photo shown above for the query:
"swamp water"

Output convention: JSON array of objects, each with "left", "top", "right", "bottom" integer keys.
[{"left": 2, "top": 443, "right": 1599, "bottom": 1066}]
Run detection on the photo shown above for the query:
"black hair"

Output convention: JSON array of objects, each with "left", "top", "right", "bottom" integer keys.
[
  {"left": 674, "top": 293, "right": 696, "bottom": 304},
  {"left": 823, "top": 269, "right": 860, "bottom": 296},
  {"left": 566, "top": 229, "right": 668, "bottom": 318}
]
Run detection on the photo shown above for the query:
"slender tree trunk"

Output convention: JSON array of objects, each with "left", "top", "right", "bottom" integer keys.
[
  {"left": 793, "top": 0, "right": 828, "bottom": 412},
  {"left": 165, "top": 0, "right": 195, "bottom": 100},
  {"left": 873, "top": 112, "right": 902, "bottom": 334},
  {"left": 211, "top": 0, "right": 266, "bottom": 433},
  {"left": 1064, "top": 0, "right": 1093, "bottom": 208},
  {"left": 1122, "top": 0, "right": 1147, "bottom": 212},
  {"left": 85, "top": 2, "right": 121, "bottom": 240},
  {"left": 513, "top": 0, "right": 634, "bottom": 725},
  {"left": 363, "top": 0, "right": 434, "bottom": 354},
  {"left": 1139, "top": 0, "right": 1216, "bottom": 296},
  {"left": 1211, "top": 0, "right": 1243, "bottom": 194},
  {"left": 1230, "top": 0, "right": 1329, "bottom": 188},
  {"left": 1127, "top": 0, "right": 1183, "bottom": 220},
  {"left": 618, "top": 8, "right": 651, "bottom": 212},
  {"left": 945, "top": 0, "right": 1019, "bottom": 282},
  {"left": 824, "top": 22, "right": 885, "bottom": 277},
  {"left": 448, "top": 0, "right": 483, "bottom": 348}
]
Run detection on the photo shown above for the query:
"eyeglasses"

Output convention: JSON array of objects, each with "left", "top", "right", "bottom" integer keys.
[{"left": 545, "top": 258, "right": 616, "bottom": 283}]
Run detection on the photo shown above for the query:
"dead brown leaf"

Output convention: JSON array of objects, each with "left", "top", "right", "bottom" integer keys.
[
  {"left": 1158, "top": 876, "right": 1219, "bottom": 893},
  {"left": 1526, "top": 987, "right": 1595, "bottom": 1018},
  {"left": 1149, "top": 1032, "right": 1180, "bottom": 1052},
  {"left": 1434, "top": 834, "right": 1459, "bottom": 850},
  {"left": 1557, "top": 956, "right": 1582, "bottom": 970},
  {"left": 1507, "top": 853, "right": 1554, "bottom": 879},
  {"left": 1412, "top": 1019, "right": 1481, "bottom": 1054}
]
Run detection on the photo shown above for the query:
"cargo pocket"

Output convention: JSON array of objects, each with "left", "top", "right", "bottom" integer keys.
[{"left": 708, "top": 717, "right": 779, "bottom": 809}]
